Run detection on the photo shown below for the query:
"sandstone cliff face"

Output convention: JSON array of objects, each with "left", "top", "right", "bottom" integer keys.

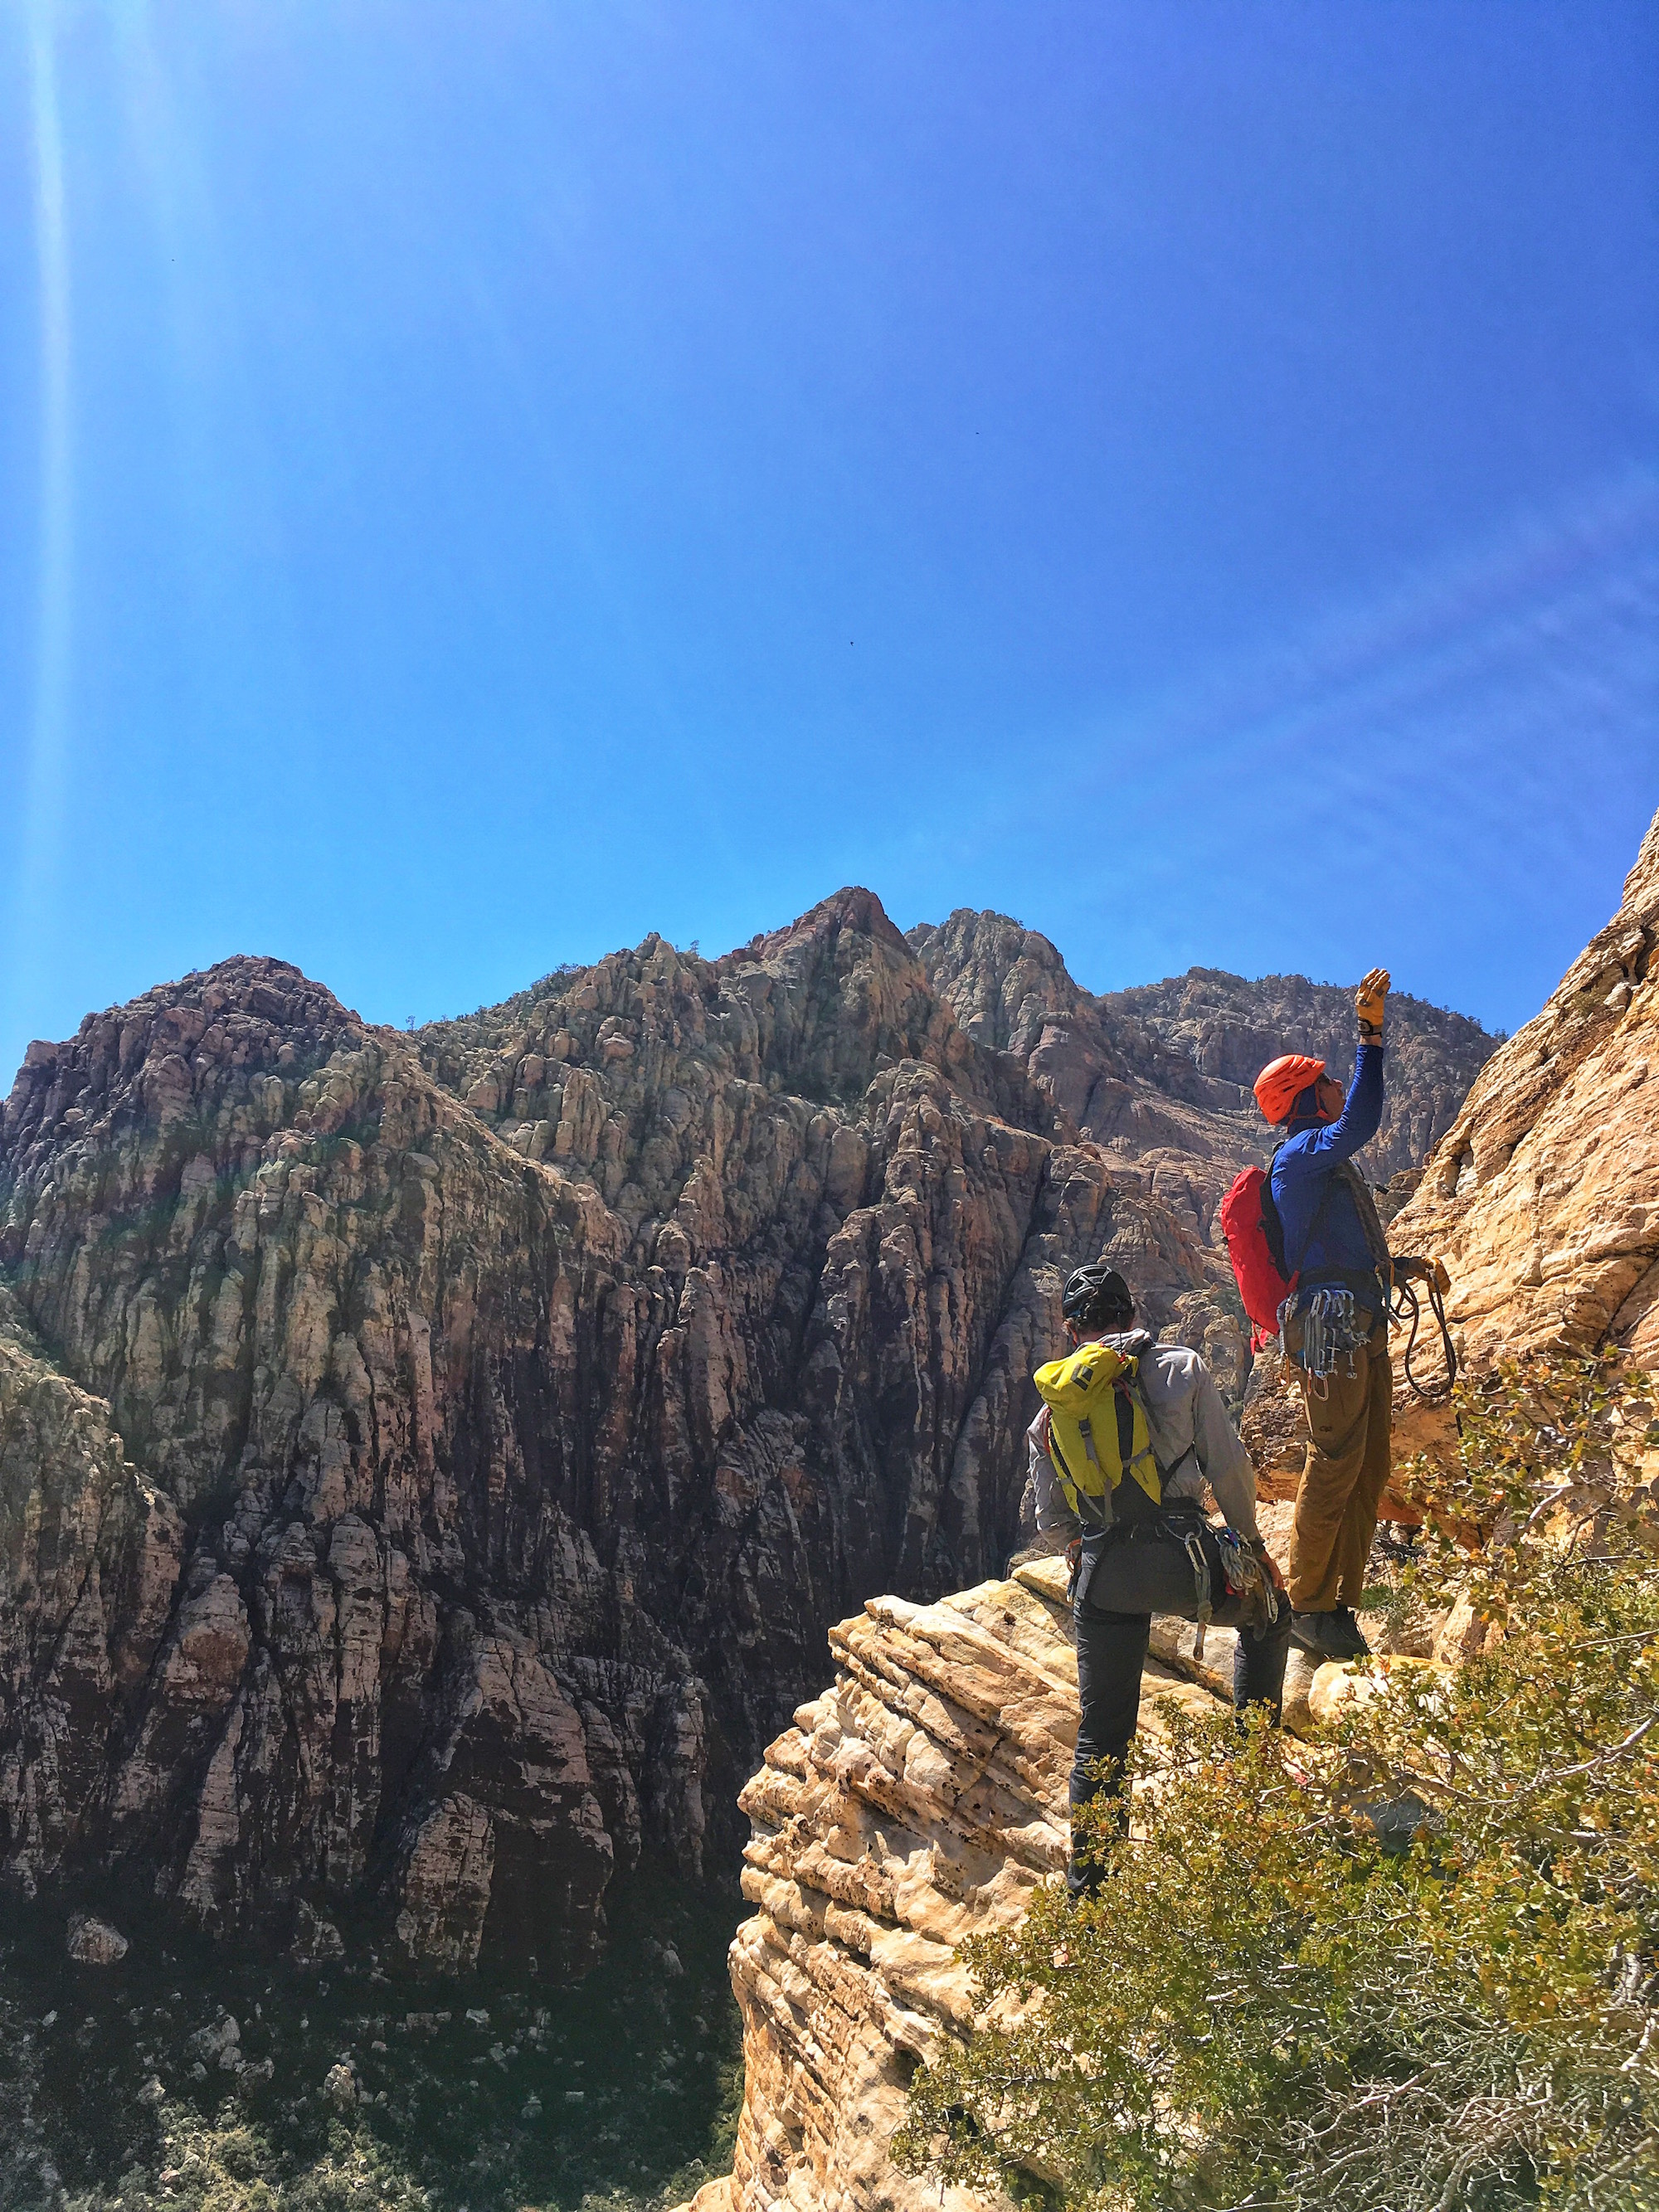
[
  {"left": 0, "top": 1286, "right": 184, "bottom": 1899},
  {"left": 0, "top": 899, "right": 1211, "bottom": 1968},
  {"left": 1385, "top": 807, "right": 1659, "bottom": 1367}
]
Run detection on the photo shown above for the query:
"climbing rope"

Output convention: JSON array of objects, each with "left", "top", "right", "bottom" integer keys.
[{"left": 1389, "top": 1267, "right": 1459, "bottom": 1407}]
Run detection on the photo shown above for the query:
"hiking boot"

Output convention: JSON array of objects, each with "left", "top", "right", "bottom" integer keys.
[
  {"left": 1335, "top": 1605, "right": 1373, "bottom": 1656},
  {"left": 1290, "top": 1607, "right": 1371, "bottom": 1662}
]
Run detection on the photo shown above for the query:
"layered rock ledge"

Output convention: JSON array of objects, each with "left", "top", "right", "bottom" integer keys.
[{"left": 706, "top": 1558, "right": 1357, "bottom": 2212}]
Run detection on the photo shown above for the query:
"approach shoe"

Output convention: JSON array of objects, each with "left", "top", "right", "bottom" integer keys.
[{"left": 1290, "top": 1607, "right": 1371, "bottom": 1663}]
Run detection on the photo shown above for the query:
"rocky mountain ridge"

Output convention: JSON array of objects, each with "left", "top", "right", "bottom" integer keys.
[{"left": 1, "top": 892, "right": 1493, "bottom": 1972}]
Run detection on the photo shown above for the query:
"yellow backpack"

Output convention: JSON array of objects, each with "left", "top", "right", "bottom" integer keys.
[{"left": 1034, "top": 1343, "right": 1161, "bottom": 1521}]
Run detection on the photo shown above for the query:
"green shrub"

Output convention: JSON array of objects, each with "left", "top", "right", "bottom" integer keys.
[{"left": 895, "top": 1356, "right": 1659, "bottom": 2211}]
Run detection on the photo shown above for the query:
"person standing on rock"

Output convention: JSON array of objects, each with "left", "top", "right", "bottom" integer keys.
[
  {"left": 1253, "top": 968, "right": 1403, "bottom": 1665},
  {"left": 1026, "top": 1264, "right": 1291, "bottom": 1897}
]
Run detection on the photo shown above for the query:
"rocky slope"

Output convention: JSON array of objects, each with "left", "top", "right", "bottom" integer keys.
[
  {"left": 0, "top": 897, "right": 1209, "bottom": 1971},
  {"left": 0, "top": 887, "right": 1497, "bottom": 1975}
]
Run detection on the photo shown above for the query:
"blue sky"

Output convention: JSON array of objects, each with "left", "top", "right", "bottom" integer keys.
[{"left": 2, "top": 2, "right": 1656, "bottom": 1084}]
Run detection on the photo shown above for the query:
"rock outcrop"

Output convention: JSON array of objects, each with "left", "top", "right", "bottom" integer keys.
[
  {"left": 1385, "top": 808, "right": 1659, "bottom": 1367},
  {"left": 0, "top": 887, "right": 1496, "bottom": 1971},
  {"left": 713, "top": 1555, "right": 1363, "bottom": 2212},
  {"left": 721, "top": 1558, "right": 1107, "bottom": 2212}
]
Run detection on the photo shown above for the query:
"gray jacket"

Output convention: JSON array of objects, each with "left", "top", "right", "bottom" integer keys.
[{"left": 1027, "top": 1328, "right": 1260, "bottom": 1541}]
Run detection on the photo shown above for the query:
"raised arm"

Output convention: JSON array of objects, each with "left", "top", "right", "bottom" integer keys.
[{"left": 1299, "top": 1040, "right": 1385, "bottom": 1163}]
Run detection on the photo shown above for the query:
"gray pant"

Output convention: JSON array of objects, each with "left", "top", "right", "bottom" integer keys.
[{"left": 1068, "top": 1516, "right": 1291, "bottom": 1894}]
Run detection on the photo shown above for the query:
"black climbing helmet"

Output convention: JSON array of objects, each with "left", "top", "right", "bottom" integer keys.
[{"left": 1061, "top": 1262, "right": 1134, "bottom": 1332}]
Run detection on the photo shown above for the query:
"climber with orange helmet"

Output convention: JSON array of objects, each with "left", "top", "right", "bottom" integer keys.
[{"left": 1254, "top": 968, "right": 1401, "bottom": 1664}]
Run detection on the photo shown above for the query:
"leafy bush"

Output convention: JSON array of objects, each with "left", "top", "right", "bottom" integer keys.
[{"left": 895, "top": 1356, "right": 1659, "bottom": 2211}]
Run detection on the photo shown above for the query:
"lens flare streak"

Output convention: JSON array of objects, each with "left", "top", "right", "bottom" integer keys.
[{"left": 15, "top": 0, "right": 74, "bottom": 990}]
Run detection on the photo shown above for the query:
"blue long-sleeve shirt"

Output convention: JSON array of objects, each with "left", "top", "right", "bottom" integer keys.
[{"left": 1269, "top": 1043, "right": 1385, "bottom": 1299}]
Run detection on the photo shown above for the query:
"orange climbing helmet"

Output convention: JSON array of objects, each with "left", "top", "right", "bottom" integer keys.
[{"left": 1253, "top": 1053, "right": 1326, "bottom": 1126}]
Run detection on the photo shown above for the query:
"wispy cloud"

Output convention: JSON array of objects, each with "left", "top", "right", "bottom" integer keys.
[
  {"left": 1099, "top": 466, "right": 1659, "bottom": 902},
  {"left": 878, "top": 466, "right": 1657, "bottom": 1024}
]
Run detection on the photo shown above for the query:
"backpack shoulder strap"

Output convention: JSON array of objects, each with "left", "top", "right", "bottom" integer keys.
[
  {"left": 1334, "top": 1159, "right": 1394, "bottom": 1276},
  {"left": 1272, "top": 1135, "right": 1338, "bottom": 1283}
]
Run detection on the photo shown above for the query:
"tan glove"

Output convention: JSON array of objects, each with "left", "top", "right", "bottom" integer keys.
[
  {"left": 1356, "top": 966, "right": 1390, "bottom": 1038},
  {"left": 1431, "top": 1259, "right": 1451, "bottom": 1297}
]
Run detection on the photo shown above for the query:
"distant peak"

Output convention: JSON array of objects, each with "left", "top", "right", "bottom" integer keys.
[{"left": 740, "top": 886, "right": 912, "bottom": 965}]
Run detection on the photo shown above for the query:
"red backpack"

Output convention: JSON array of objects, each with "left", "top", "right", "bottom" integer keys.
[
  {"left": 1222, "top": 1154, "right": 1342, "bottom": 1349},
  {"left": 1220, "top": 1164, "right": 1293, "bottom": 1351}
]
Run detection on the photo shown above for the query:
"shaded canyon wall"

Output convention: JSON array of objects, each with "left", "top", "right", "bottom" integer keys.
[{"left": 1, "top": 887, "right": 1499, "bottom": 1971}]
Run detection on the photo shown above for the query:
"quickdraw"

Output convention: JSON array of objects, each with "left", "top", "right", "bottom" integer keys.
[
  {"left": 1280, "top": 1284, "right": 1366, "bottom": 1400},
  {"left": 1176, "top": 1524, "right": 1214, "bottom": 1659}
]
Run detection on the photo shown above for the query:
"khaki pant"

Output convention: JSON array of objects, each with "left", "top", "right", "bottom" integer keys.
[{"left": 1285, "top": 1315, "right": 1392, "bottom": 1613}]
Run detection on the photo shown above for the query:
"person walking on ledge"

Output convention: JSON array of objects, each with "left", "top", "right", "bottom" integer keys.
[
  {"left": 1253, "top": 968, "right": 1399, "bottom": 1665},
  {"left": 1027, "top": 1265, "right": 1290, "bottom": 1896}
]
